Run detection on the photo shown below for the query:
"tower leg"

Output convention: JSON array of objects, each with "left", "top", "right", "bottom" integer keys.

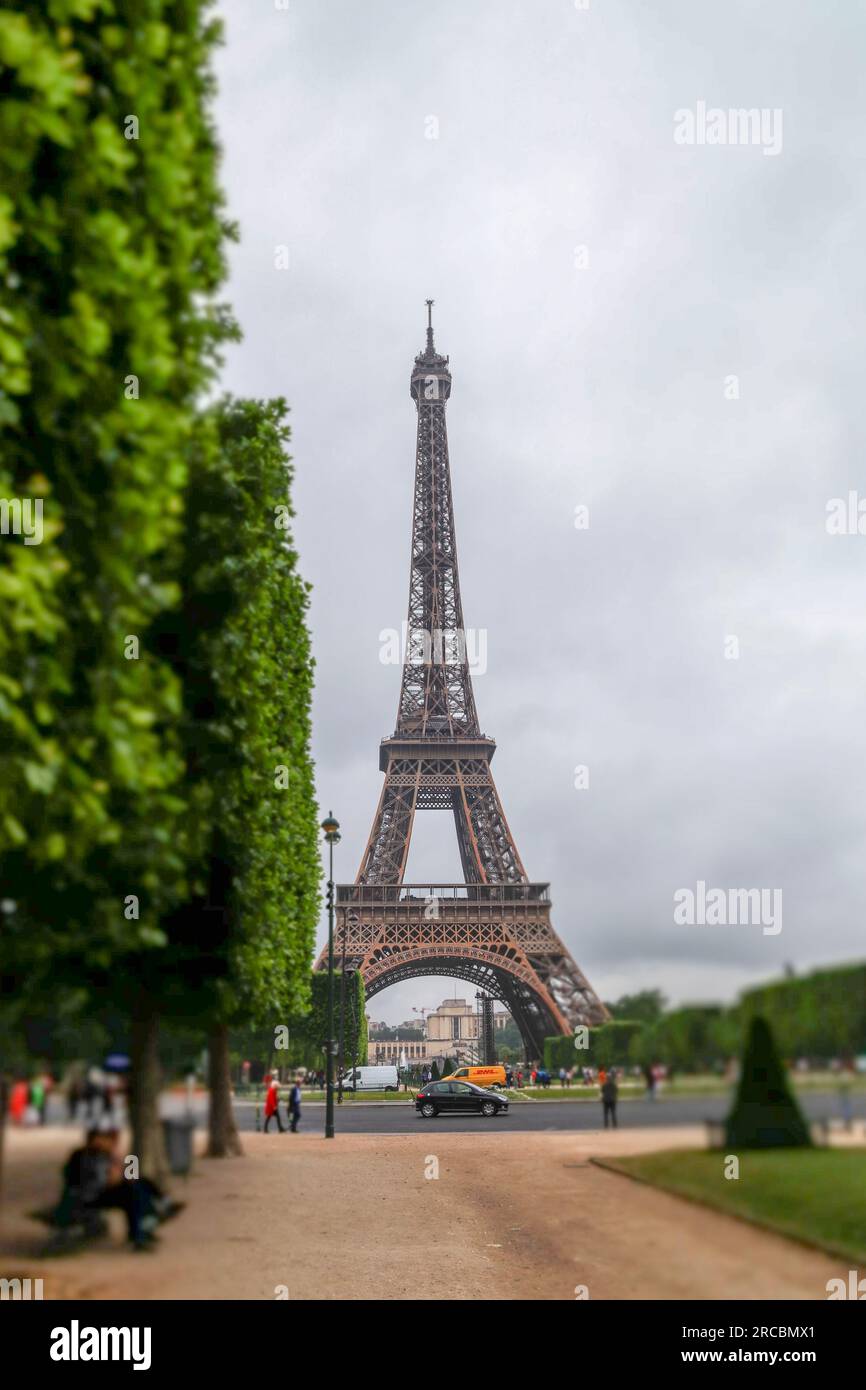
[{"left": 357, "top": 771, "right": 419, "bottom": 885}]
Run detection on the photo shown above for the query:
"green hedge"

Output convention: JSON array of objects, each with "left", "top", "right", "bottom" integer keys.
[
  {"left": 738, "top": 963, "right": 866, "bottom": 1060},
  {"left": 633, "top": 1005, "right": 737, "bottom": 1072},
  {"left": 726, "top": 1017, "right": 811, "bottom": 1149},
  {"left": 543, "top": 962, "right": 866, "bottom": 1076},
  {"left": 287, "top": 970, "right": 367, "bottom": 1069},
  {"left": 544, "top": 1020, "right": 644, "bottom": 1072}
]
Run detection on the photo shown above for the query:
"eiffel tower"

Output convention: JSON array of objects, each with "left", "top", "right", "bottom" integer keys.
[{"left": 318, "top": 304, "right": 608, "bottom": 1056}]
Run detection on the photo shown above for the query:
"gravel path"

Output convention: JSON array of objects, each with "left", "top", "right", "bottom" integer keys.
[{"left": 0, "top": 1125, "right": 846, "bottom": 1300}]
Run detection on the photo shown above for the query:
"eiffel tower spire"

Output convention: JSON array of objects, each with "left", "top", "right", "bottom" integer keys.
[
  {"left": 316, "top": 308, "right": 608, "bottom": 1054},
  {"left": 397, "top": 301, "right": 477, "bottom": 739}
]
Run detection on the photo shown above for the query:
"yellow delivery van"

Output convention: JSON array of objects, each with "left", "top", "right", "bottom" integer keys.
[{"left": 443, "top": 1064, "right": 508, "bottom": 1089}]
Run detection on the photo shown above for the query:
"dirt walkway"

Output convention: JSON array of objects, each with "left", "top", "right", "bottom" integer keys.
[{"left": 0, "top": 1124, "right": 845, "bottom": 1300}]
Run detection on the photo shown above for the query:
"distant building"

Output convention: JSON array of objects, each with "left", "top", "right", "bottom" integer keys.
[
  {"left": 367, "top": 1037, "right": 429, "bottom": 1064},
  {"left": 426, "top": 997, "right": 478, "bottom": 1047},
  {"left": 364, "top": 997, "right": 513, "bottom": 1065}
]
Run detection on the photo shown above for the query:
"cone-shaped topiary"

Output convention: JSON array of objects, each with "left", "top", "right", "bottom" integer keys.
[{"left": 725, "top": 1016, "right": 812, "bottom": 1148}]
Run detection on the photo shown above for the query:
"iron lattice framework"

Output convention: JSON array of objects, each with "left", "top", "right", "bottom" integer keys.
[
  {"left": 316, "top": 305, "right": 608, "bottom": 1057},
  {"left": 476, "top": 992, "right": 495, "bottom": 1065}
]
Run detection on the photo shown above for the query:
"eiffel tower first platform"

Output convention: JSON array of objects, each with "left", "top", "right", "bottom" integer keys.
[{"left": 316, "top": 304, "right": 608, "bottom": 1056}]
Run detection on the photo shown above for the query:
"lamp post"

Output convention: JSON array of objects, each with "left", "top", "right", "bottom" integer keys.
[{"left": 321, "top": 811, "right": 341, "bottom": 1138}]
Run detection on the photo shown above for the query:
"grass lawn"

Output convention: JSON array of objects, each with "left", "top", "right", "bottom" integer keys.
[
  {"left": 519, "top": 1084, "right": 644, "bottom": 1100},
  {"left": 602, "top": 1148, "right": 866, "bottom": 1264}
]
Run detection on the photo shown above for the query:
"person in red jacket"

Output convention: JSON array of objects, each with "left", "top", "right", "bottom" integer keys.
[{"left": 263, "top": 1075, "right": 284, "bottom": 1133}]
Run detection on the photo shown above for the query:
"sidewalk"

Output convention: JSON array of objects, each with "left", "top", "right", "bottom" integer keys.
[{"left": 0, "top": 1124, "right": 846, "bottom": 1300}]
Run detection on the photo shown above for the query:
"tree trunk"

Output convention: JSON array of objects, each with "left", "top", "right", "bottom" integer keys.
[
  {"left": 129, "top": 1000, "right": 169, "bottom": 1186},
  {"left": 207, "top": 1021, "right": 243, "bottom": 1157}
]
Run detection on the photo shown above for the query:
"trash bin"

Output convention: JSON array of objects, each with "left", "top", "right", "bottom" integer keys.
[{"left": 162, "top": 1118, "right": 195, "bottom": 1176}]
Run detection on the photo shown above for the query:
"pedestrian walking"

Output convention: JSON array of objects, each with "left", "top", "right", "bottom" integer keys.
[
  {"left": 9, "top": 1078, "right": 29, "bottom": 1125},
  {"left": 559, "top": 1067, "right": 567, "bottom": 1088},
  {"left": 288, "top": 1078, "right": 302, "bottom": 1133},
  {"left": 66, "top": 1073, "right": 83, "bottom": 1122},
  {"left": 29, "top": 1075, "right": 46, "bottom": 1124},
  {"left": 263, "top": 1076, "right": 284, "bottom": 1133},
  {"left": 643, "top": 1064, "right": 656, "bottom": 1100},
  {"left": 601, "top": 1073, "right": 618, "bottom": 1129},
  {"left": 839, "top": 1076, "right": 853, "bottom": 1132}
]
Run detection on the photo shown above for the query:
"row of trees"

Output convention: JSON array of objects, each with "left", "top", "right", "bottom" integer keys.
[
  {"left": 229, "top": 973, "right": 367, "bottom": 1081},
  {"left": 738, "top": 963, "right": 866, "bottom": 1060},
  {"left": 543, "top": 966, "right": 866, "bottom": 1074},
  {"left": 0, "top": 4, "right": 320, "bottom": 1180}
]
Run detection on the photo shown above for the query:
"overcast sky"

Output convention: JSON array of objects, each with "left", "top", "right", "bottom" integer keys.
[{"left": 213, "top": 0, "right": 866, "bottom": 1024}]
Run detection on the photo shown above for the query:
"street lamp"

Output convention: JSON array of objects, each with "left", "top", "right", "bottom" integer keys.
[{"left": 321, "top": 811, "right": 341, "bottom": 1138}]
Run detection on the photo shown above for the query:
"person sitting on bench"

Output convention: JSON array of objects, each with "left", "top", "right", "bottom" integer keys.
[{"left": 49, "top": 1127, "right": 182, "bottom": 1251}]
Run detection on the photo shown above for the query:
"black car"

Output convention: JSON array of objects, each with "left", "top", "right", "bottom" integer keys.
[{"left": 415, "top": 1079, "right": 509, "bottom": 1118}]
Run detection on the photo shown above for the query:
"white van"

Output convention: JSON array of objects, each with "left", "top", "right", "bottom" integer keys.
[{"left": 340, "top": 1065, "right": 400, "bottom": 1092}]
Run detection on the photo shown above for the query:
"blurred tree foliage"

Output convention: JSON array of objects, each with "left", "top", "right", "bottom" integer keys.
[
  {"left": 228, "top": 974, "right": 368, "bottom": 1079},
  {"left": 0, "top": 0, "right": 235, "bottom": 995},
  {"left": 544, "top": 963, "right": 866, "bottom": 1076},
  {"left": 737, "top": 963, "right": 866, "bottom": 1060},
  {"left": 285, "top": 971, "right": 367, "bottom": 1071},
  {"left": 544, "top": 1020, "right": 645, "bottom": 1073},
  {"left": 726, "top": 1016, "right": 812, "bottom": 1149},
  {"left": 492, "top": 1018, "right": 523, "bottom": 1059},
  {"left": 157, "top": 398, "right": 320, "bottom": 1153},
  {"left": 605, "top": 989, "right": 667, "bottom": 1025},
  {"left": 0, "top": 0, "right": 237, "bottom": 1177},
  {"left": 631, "top": 1005, "right": 737, "bottom": 1072},
  {"left": 0, "top": 5, "right": 320, "bottom": 1174}
]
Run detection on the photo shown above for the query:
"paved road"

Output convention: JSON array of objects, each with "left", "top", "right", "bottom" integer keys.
[
  {"left": 45, "top": 1088, "right": 866, "bottom": 1137},
  {"left": 226, "top": 1088, "right": 866, "bottom": 1136}
]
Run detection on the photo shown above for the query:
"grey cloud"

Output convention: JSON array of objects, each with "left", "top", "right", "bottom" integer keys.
[{"left": 215, "top": 0, "right": 866, "bottom": 1020}]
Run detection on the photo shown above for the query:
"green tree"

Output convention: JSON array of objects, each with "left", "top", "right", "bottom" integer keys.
[
  {"left": 632, "top": 1005, "right": 735, "bottom": 1073},
  {"left": 287, "top": 971, "right": 367, "bottom": 1076},
  {"left": 146, "top": 397, "right": 319, "bottom": 1156},
  {"left": 545, "top": 1021, "right": 644, "bottom": 1072},
  {"left": 738, "top": 964, "right": 866, "bottom": 1060},
  {"left": 0, "top": 0, "right": 236, "bottom": 1178},
  {"left": 606, "top": 990, "right": 666, "bottom": 1025},
  {"left": 726, "top": 1017, "right": 811, "bottom": 1149},
  {"left": 496, "top": 1020, "right": 524, "bottom": 1056}
]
